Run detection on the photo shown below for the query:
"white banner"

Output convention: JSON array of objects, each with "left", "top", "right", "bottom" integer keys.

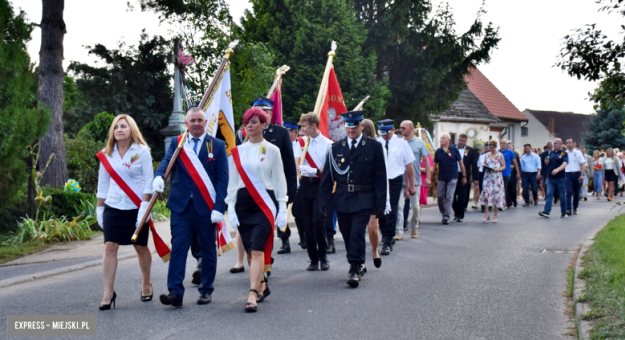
[{"left": 202, "top": 65, "right": 236, "bottom": 156}]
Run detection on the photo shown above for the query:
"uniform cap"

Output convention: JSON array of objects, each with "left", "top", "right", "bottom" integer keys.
[
  {"left": 251, "top": 96, "right": 274, "bottom": 110},
  {"left": 340, "top": 111, "right": 365, "bottom": 128}
]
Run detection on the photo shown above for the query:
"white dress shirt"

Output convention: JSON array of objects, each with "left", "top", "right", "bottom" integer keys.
[
  {"left": 300, "top": 133, "right": 332, "bottom": 177},
  {"left": 226, "top": 140, "right": 288, "bottom": 213},
  {"left": 478, "top": 153, "right": 487, "bottom": 172},
  {"left": 347, "top": 134, "right": 363, "bottom": 149},
  {"left": 565, "top": 148, "right": 586, "bottom": 172},
  {"left": 292, "top": 140, "right": 302, "bottom": 158},
  {"left": 456, "top": 146, "right": 467, "bottom": 172},
  {"left": 97, "top": 143, "right": 154, "bottom": 210},
  {"left": 376, "top": 135, "right": 415, "bottom": 180}
]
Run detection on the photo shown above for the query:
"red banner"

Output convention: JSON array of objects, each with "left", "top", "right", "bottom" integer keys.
[{"left": 318, "top": 68, "right": 348, "bottom": 141}]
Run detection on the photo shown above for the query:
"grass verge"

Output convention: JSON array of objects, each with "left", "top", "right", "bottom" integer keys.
[
  {"left": 0, "top": 241, "right": 50, "bottom": 265},
  {"left": 578, "top": 213, "right": 625, "bottom": 339}
]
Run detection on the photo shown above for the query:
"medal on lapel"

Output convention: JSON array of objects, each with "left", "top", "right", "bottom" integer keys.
[
  {"left": 260, "top": 144, "right": 266, "bottom": 162},
  {"left": 206, "top": 140, "right": 214, "bottom": 161}
]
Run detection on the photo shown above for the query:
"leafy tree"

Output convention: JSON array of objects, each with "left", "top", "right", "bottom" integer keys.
[
  {"left": 0, "top": 0, "right": 50, "bottom": 208},
  {"left": 352, "top": 0, "right": 500, "bottom": 124},
  {"left": 583, "top": 107, "right": 625, "bottom": 150},
  {"left": 556, "top": 0, "right": 625, "bottom": 109},
  {"left": 68, "top": 31, "right": 172, "bottom": 159},
  {"left": 62, "top": 76, "right": 87, "bottom": 136},
  {"left": 241, "top": 0, "right": 390, "bottom": 121},
  {"left": 229, "top": 41, "right": 275, "bottom": 124},
  {"left": 77, "top": 111, "right": 115, "bottom": 142}
]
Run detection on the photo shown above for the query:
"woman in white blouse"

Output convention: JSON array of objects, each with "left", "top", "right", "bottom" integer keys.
[
  {"left": 226, "top": 107, "right": 288, "bottom": 312},
  {"left": 602, "top": 148, "right": 621, "bottom": 201},
  {"left": 96, "top": 115, "right": 154, "bottom": 310}
]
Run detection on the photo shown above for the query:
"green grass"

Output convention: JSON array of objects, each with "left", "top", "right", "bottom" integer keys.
[
  {"left": 0, "top": 241, "right": 50, "bottom": 264},
  {"left": 566, "top": 266, "right": 575, "bottom": 299},
  {"left": 579, "top": 213, "right": 625, "bottom": 339}
]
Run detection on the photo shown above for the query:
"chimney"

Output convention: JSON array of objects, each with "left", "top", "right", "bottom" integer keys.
[{"left": 547, "top": 118, "right": 555, "bottom": 135}]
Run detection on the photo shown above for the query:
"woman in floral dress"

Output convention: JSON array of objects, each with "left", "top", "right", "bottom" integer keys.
[{"left": 478, "top": 140, "right": 507, "bottom": 222}]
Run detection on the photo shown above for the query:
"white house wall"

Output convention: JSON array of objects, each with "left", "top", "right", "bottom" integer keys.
[
  {"left": 432, "top": 121, "right": 500, "bottom": 148},
  {"left": 520, "top": 110, "right": 555, "bottom": 149}
]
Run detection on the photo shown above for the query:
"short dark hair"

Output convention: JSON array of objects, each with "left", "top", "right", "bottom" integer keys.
[
  {"left": 298, "top": 112, "right": 320, "bottom": 128},
  {"left": 523, "top": 143, "right": 531, "bottom": 148},
  {"left": 459, "top": 133, "right": 468, "bottom": 139}
]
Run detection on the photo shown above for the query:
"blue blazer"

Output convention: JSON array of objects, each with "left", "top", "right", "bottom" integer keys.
[{"left": 155, "top": 134, "right": 229, "bottom": 217}]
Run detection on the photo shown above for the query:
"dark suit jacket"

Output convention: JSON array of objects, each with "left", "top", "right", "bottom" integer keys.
[
  {"left": 460, "top": 146, "right": 479, "bottom": 182},
  {"left": 540, "top": 150, "right": 552, "bottom": 177},
  {"left": 320, "top": 136, "right": 387, "bottom": 213},
  {"left": 155, "top": 134, "right": 229, "bottom": 216},
  {"left": 263, "top": 124, "right": 297, "bottom": 204}
]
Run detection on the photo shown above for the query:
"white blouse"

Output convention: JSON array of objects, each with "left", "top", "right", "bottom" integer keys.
[
  {"left": 226, "top": 140, "right": 288, "bottom": 213},
  {"left": 604, "top": 157, "right": 615, "bottom": 170},
  {"left": 97, "top": 143, "right": 154, "bottom": 210}
]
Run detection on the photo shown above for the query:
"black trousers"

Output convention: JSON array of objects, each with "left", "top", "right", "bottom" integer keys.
[
  {"left": 452, "top": 173, "right": 469, "bottom": 219},
  {"left": 378, "top": 176, "right": 403, "bottom": 241},
  {"left": 337, "top": 209, "right": 372, "bottom": 263},
  {"left": 299, "top": 179, "right": 328, "bottom": 263},
  {"left": 326, "top": 211, "right": 336, "bottom": 238},
  {"left": 292, "top": 190, "right": 305, "bottom": 242},
  {"left": 507, "top": 173, "right": 518, "bottom": 206}
]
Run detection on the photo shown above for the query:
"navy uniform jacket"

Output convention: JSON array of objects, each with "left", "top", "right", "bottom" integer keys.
[
  {"left": 540, "top": 150, "right": 552, "bottom": 178},
  {"left": 319, "top": 136, "right": 387, "bottom": 213},
  {"left": 262, "top": 124, "right": 297, "bottom": 205},
  {"left": 461, "top": 146, "right": 479, "bottom": 181},
  {"left": 155, "top": 135, "right": 229, "bottom": 217}
]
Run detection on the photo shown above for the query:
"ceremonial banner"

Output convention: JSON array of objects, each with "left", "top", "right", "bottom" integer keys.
[
  {"left": 96, "top": 152, "right": 171, "bottom": 262},
  {"left": 177, "top": 135, "right": 235, "bottom": 255},
  {"left": 318, "top": 68, "right": 348, "bottom": 142},
  {"left": 269, "top": 83, "right": 283, "bottom": 126},
  {"left": 201, "top": 66, "right": 236, "bottom": 156}
]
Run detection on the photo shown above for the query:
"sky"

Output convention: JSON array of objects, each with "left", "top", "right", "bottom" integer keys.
[{"left": 16, "top": 0, "right": 623, "bottom": 115}]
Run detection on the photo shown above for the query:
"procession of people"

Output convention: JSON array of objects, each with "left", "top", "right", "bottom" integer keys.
[{"left": 95, "top": 98, "right": 610, "bottom": 313}]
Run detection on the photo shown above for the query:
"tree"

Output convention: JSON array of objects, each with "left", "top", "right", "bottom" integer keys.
[
  {"left": 62, "top": 76, "right": 87, "bottom": 136},
  {"left": 583, "top": 107, "right": 625, "bottom": 150},
  {"left": 38, "top": 0, "right": 67, "bottom": 188},
  {"left": 68, "top": 31, "right": 173, "bottom": 159},
  {"left": 0, "top": 0, "right": 50, "bottom": 207},
  {"left": 241, "top": 0, "right": 390, "bottom": 121},
  {"left": 352, "top": 0, "right": 500, "bottom": 124},
  {"left": 556, "top": 0, "right": 625, "bottom": 109}
]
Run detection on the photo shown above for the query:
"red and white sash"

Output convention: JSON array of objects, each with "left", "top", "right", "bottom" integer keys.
[
  {"left": 176, "top": 135, "right": 234, "bottom": 255},
  {"left": 96, "top": 151, "right": 171, "bottom": 262},
  {"left": 231, "top": 146, "right": 277, "bottom": 271},
  {"left": 298, "top": 137, "right": 321, "bottom": 178}
]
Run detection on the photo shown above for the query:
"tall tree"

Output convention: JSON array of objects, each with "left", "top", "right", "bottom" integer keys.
[
  {"left": 0, "top": 0, "right": 50, "bottom": 207},
  {"left": 241, "top": 0, "right": 390, "bottom": 121},
  {"left": 38, "top": 0, "right": 67, "bottom": 187},
  {"left": 352, "top": 0, "right": 500, "bottom": 124},
  {"left": 68, "top": 32, "right": 173, "bottom": 159},
  {"left": 556, "top": 0, "right": 625, "bottom": 109},
  {"left": 583, "top": 107, "right": 625, "bottom": 150}
]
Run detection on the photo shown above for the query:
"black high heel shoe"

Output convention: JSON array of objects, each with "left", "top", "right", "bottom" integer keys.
[
  {"left": 141, "top": 284, "right": 153, "bottom": 302},
  {"left": 246, "top": 290, "right": 258, "bottom": 312},
  {"left": 257, "top": 275, "right": 271, "bottom": 303},
  {"left": 99, "top": 291, "right": 117, "bottom": 310}
]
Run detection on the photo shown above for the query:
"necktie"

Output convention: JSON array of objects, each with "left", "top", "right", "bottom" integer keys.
[
  {"left": 351, "top": 139, "right": 357, "bottom": 150},
  {"left": 193, "top": 138, "right": 200, "bottom": 155},
  {"left": 385, "top": 140, "right": 389, "bottom": 158}
]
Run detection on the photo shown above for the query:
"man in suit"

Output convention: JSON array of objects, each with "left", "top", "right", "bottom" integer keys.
[
  {"left": 153, "top": 107, "right": 229, "bottom": 307},
  {"left": 319, "top": 111, "right": 387, "bottom": 287},
  {"left": 452, "top": 133, "right": 478, "bottom": 222},
  {"left": 252, "top": 97, "right": 297, "bottom": 254}
]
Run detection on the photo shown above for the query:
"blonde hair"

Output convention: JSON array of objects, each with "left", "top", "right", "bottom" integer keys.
[
  {"left": 362, "top": 119, "right": 377, "bottom": 138},
  {"left": 488, "top": 139, "right": 498, "bottom": 148},
  {"left": 299, "top": 112, "right": 320, "bottom": 127},
  {"left": 104, "top": 114, "right": 149, "bottom": 156}
]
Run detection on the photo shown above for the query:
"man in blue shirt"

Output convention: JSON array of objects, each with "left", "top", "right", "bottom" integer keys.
[
  {"left": 499, "top": 139, "right": 521, "bottom": 209},
  {"left": 520, "top": 144, "right": 541, "bottom": 207},
  {"left": 434, "top": 133, "right": 467, "bottom": 224},
  {"left": 539, "top": 138, "right": 569, "bottom": 218}
]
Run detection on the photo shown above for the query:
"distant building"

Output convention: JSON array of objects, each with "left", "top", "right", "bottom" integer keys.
[
  {"left": 465, "top": 68, "right": 528, "bottom": 147},
  {"left": 521, "top": 109, "right": 593, "bottom": 148},
  {"left": 430, "top": 89, "right": 505, "bottom": 149}
]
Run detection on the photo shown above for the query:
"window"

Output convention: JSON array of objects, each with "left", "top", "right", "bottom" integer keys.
[
  {"left": 521, "top": 127, "right": 528, "bottom": 137},
  {"left": 450, "top": 133, "right": 456, "bottom": 146}
]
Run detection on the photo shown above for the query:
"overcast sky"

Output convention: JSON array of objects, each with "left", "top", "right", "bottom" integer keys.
[{"left": 16, "top": 0, "right": 622, "bottom": 115}]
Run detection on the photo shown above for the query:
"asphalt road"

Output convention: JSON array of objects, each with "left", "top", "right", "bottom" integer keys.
[{"left": 0, "top": 197, "right": 620, "bottom": 340}]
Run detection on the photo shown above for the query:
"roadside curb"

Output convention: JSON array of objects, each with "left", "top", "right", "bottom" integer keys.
[{"left": 573, "top": 229, "right": 599, "bottom": 340}]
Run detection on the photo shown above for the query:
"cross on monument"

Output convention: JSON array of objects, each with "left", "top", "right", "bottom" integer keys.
[{"left": 160, "top": 39, "right": 187, "bottom": 152}]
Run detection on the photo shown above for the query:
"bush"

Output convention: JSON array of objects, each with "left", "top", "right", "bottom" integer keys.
[
  {"left": 77, "top": 111, "right": 114, "bottom": 142},
  {"left": 65, "top": 134, "right": 105, "bottom": 193},
  {"left": 0, "top": 201, "right": 29, "bottom": 235},
  {"left": 42, "top": 187, "right": 96, "bottom": 219},
  {"left": 0, "top": 215, "right": 93, "bottom": 246}
]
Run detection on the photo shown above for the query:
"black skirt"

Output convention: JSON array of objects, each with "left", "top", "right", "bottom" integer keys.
[
  {"left": 235, "top": 188, "right": 277, "bottom": 253},
  {"left": 605, "top": 169, "right": 619, "bottom": 183},
  {"left": 103, "top": 205, "right": 150, "bottom": 246}
]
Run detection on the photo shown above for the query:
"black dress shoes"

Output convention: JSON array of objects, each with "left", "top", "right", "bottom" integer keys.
[
  {"left": 327, "top": 237, "right": 336, "bottom": 254},
  {"left": 347, "top": 262, "right": 361, "bottom": 287},
  {"left": 320, "top": 256, "right": 330, "bottom": 271},
  {"left": 192, "top": 259, "right": 202, "bottom": 285},
  {"left": 277, "top": 238, "right": 291, "bottom": 254},
  {"left": 299, "top": 240, "right": 307, "bottom": 249},
  {"left": 381, "top": 243, "right": 391, "bottom": 255},
  {"left": 160, "top": 293, "right": 182, "bottom": 308},
  {"left": 197, "top": 293, "right": 211, "bottom": 304},
  {"left": 373, "top": 257, "right": 382, "bottom": 268},
  {"left": 307, "top": 262, "right": 319, "bottom": 271},
  {"left": 229, "top": 266, "right": 244, "bottom": 273}
]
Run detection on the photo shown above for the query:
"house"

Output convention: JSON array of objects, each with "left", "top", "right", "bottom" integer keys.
[
  {"left": 521, "top": 109, "right": 593, "bottom": 148},
  {"left": 465, "top": 68, "right": 528, "bottom": 147},
  {"left": 430, "top": 89, "right": 505, "bottom": 149}
]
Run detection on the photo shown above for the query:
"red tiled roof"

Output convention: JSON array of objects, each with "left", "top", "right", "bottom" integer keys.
[
  {"left": 525, "top": 109, "right": 593, "bottom": 145},
  {"left": 465, "top": 68, "right": 527, "bottom": 121}
]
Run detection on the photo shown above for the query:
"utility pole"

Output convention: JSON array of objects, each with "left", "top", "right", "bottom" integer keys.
[{"left": 160, "top": 38, "right": 187, "bottom": 151}]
